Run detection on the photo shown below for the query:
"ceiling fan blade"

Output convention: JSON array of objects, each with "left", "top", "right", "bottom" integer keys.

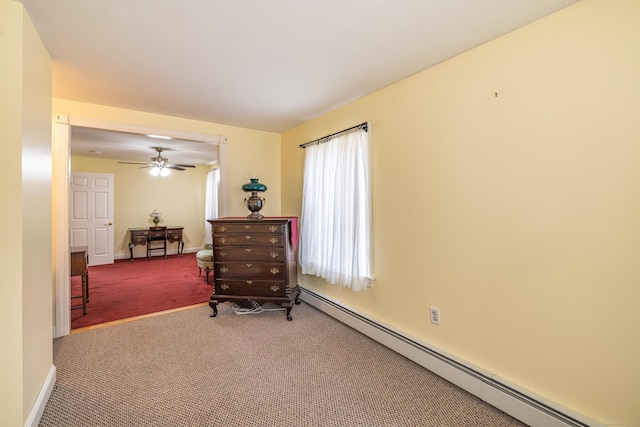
[{"left": 119, "top": 149, "right": 196, "bottom": 172}]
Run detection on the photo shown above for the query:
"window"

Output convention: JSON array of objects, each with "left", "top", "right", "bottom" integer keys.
[{"left": 299, "top": 125, "right": 373, "bottom": 291}]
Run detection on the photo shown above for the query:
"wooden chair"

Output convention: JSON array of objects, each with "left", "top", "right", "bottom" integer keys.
[{"left": 147, "top": 226, "right": 167, "bottom": 259}]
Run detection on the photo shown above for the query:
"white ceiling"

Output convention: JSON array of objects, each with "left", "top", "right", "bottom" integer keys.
[
  {"left": 71, "top": 127, "right": 219, "bottom": 166},
  {"left": 20, "top": 0, "right": 578, "bottom": 163}
]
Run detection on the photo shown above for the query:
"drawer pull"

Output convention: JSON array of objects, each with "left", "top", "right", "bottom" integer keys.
[
  {"left": 245, "top": 235, "right": 252, "bottom": 240},
  {"left": 244, "top": 225, "right": 251, "bottom": 229},
  {"left": 246, "top": 280, "right": 253, "bottom": 285},
  {"left": 269, "top": 237, "right": 278, "bottom": 244},
  {"left": 220, "top": 267, "right": 229, "bottom": 274},
  {"left": 219, "top": 226, "right": 227, "bottom": 232},
  {"left": 269, "top": 226, "right": 278, "bottom": 232},
  {"left": 269, "top": 251, "right": 278, "bottom": 258},
  {"left": 220, "top": 283, "right": 229, "bottom": 290},
  {"left": 219, "top": 251, "right": 227, "bottom": 258},
  {"left": 270, "top": 267, "right": 280, "bottom": 275},
  {"left": 246, "top": 263, "right": 253, "bottom": 268},
  {"left": 245, "top": 248, "right": 252, "bottom": 253},
  {"left": 219, "top": 237, "right": 227, "bottom": 244},
  {"left": 270, "top": 285, "right": 280, "bottom": 292}
]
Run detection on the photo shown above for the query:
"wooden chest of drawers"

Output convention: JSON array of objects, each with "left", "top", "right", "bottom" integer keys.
[{"left": 208, "top": 218, "right": 300, "bottom": 320}]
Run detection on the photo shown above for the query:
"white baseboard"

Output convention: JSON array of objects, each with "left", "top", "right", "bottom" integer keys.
[
  {"left": 299, "top": 288, "right": 603, "bottom": 427},
  {"left": 24, "top": 365, "right": 56, "bottom": 427}
]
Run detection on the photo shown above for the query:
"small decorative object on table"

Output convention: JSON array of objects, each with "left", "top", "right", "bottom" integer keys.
[
  {"left": 149, "top": 209, "right": 163, "bottom": 225},
  {"left": 242, "top": 176, "right": 267, "bottom": 219}
]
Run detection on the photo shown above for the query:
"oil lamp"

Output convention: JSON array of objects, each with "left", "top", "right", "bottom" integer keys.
[
  {"left": 149, "top": 209, "right": 163, "bottom": 225},
  {"left": 242, "top": 177, "right": 267, "bottom": 219}
]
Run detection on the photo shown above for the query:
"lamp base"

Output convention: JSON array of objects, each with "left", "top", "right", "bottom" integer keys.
[
  {"left": 247, "top": 212, "right": 264, "bottom": 219},
  {"left": 244, "top": 192, "right": 265, "bottom": 219}
]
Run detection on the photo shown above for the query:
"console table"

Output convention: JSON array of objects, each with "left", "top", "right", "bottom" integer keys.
[{"left": 128, "top": 226, "right": 184, "bottom": 260}]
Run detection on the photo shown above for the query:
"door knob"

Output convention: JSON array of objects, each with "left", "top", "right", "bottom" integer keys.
[{"left": 106, "top": 221, "right": 113, "bottom": 226}]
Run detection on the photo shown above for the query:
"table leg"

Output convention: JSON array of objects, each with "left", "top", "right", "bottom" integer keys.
[{"left": 81, "top": 275, "right": 88, "bottom": 315}]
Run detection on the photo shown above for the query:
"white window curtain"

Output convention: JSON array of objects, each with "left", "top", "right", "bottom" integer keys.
[
  {"left": 204, "top": 168, "right": 220, "bottom": 245},
  {"left": 299, "top": 127, "right": 373, "bottom": 291}
]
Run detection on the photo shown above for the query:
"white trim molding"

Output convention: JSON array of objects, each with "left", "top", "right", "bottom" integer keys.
[
  {"left": 299, "top": 288, "right": 603, "bottom": 427},
  {"left": 66, "top": 116, "right": 226, "bottom": 146},
  {"left": 24, "top": 365, "right": 56, "bottom": 427},
  {"left": 53, "top": 115, "right": 70, "bottom": 338}
]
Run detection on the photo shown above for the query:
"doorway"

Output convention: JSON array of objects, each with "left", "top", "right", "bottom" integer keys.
[
  {"left": 70, "top": 171, "right": 115, "bottom": 266},
  {"left": 54, "top": 114, "right": 228, "bottom": 337}
]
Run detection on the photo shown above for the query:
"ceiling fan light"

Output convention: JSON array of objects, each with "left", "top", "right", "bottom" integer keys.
[
  {"left": 149, "top": 167, "right": 161, "bottom": 176},
  {"left": 160, "top": 168, "right": 171, "bottom": 177}
]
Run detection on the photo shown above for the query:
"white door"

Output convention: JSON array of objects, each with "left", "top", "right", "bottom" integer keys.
[{"left": 70, "top": 172, "right": 115, "bottom": 265}]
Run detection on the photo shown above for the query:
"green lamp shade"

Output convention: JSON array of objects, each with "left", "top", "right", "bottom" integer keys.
[{"left": 242, "top": 178, "right": 267, "bottom": 192}]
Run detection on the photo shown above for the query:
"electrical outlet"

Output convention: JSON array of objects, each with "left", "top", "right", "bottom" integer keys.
[{"left": 429, "top": 307, "right": 441, "bottom": 325}]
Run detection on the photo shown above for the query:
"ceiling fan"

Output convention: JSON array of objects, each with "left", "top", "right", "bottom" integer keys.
[{"left": 118, "top": 147, "right": 196, "bottom": 176}]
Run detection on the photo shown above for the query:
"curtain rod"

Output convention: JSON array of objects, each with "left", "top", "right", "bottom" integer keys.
[{"left": 299, "top": 122, "right": 368, "bottom": 148}]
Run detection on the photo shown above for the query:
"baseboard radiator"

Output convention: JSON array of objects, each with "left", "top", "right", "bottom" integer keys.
[{"left": 300, "top": 288, "right": 601, "bottom": 427}]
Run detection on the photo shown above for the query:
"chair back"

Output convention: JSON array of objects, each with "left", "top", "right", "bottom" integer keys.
[{"left": 148, "top": 226, "right": 167, "bottom": 240}]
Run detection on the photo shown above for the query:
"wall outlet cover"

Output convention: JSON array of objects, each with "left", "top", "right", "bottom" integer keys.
[{"left": 429, "top": 307, "right": 441, "bottom": 325}]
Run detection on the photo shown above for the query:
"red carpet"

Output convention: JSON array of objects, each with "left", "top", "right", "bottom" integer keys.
[{"left": 71, "top": 253, "right": 212, "bottom": 329}]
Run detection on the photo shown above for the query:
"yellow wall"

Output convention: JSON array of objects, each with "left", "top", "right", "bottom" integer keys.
[
  {"left": 0, "top": 1, "right": 53, "bottom": 425},
  {"left": 54, "top": 98, "right": 283, "bottom": 219},
  {"left": 282, "top": 0, "right": 640, "bottom": 424},
  {"left": 72, "top": 156, "right": 212, "bottom": 258}
]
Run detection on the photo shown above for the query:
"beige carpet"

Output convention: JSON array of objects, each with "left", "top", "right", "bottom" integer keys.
[{"left": 39, "top": 301, "right": 528, "bottom": 426}]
